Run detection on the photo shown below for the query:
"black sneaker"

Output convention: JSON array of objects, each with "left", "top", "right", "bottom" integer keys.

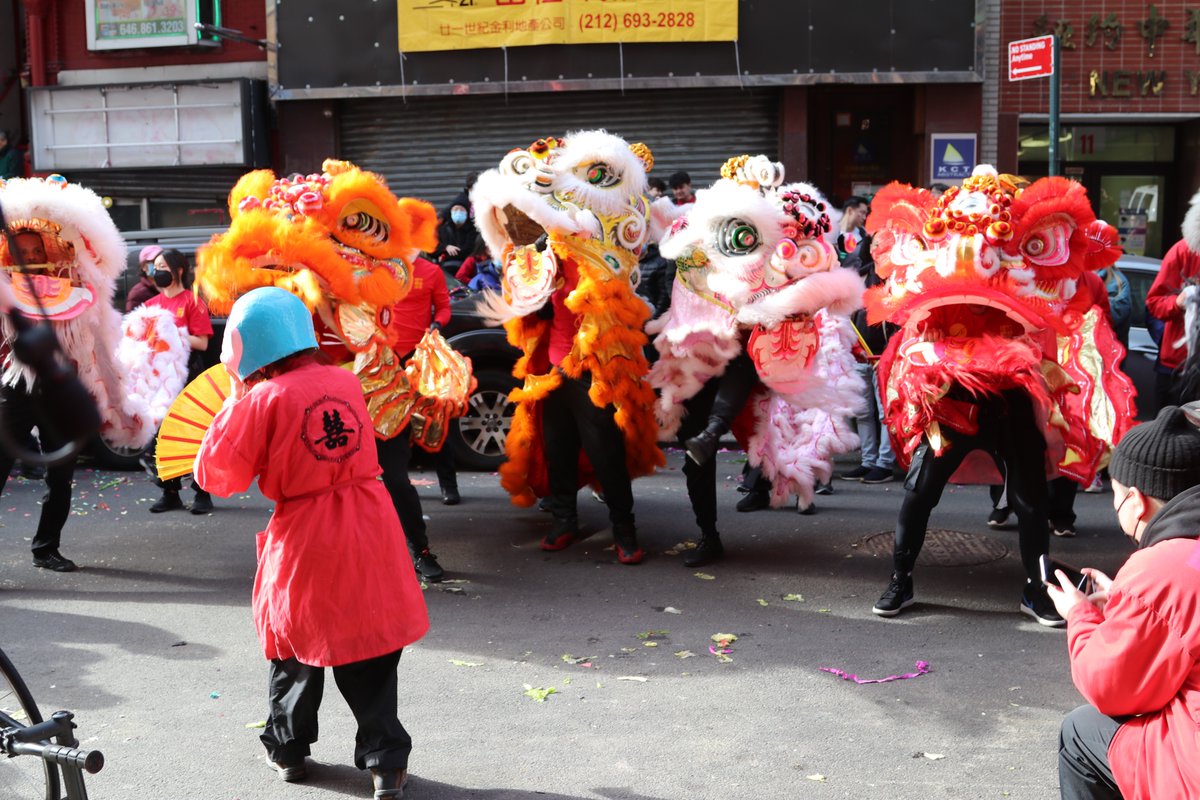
[
  {"left": 814, "top": 481, "right": 834, "bottom": 496},
  {"left": 797, "top": 500, "right": 817, "bottom": 516},
  {"left": 414, "top": 549, "right": 445, "bottom": 582},
  {"left": 32, "top": 550, "right": 78, "bottom": 573},
  {"left": 441, "top": 487, "right": 461, "bottom": 505},
  {"left": 150, "top": 491, "right": 184, "bottom": 513},
  {"left": 736, "top": 491, "right": 770, "bottom": 513},
  {"left": 370, "top": 767, "right": 408, "bottom": 799},
  {"left": 1020, "top": 583, "right": 1065, "bottom": 627},
  {"left": 682, "top": 535, "right": 723, "bottom": 568},
  {"left": 987, "top": 506, "right": 1012, "bottom": 529},
  {"left": 541, "top": 518, "right": 577, "bottom": 551},
  {"left": 839, "top": 465, "right": 871, "bottom": 481},
  {"left": 190, "top": 491, "right": 214, "bottom": 515},
  {"left": 861, "top": 467, "right": 896, "bottom": 484},
  {"left": 872, "top": 573, "right": 915, "bottom": 617}
]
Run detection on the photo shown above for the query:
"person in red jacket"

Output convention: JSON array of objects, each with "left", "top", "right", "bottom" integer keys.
[
  {"left": 1048, "top": 405, "right": 1200, "bottom": 800},
  {"left": 377, "top": 256, "right": 454, "bottom": 582},
  {"left": 1146, "top": 202, "right": 1200, "bottom": 408},
  {"left": 196, "top": 288, "right": 428, "bottom": 798}
]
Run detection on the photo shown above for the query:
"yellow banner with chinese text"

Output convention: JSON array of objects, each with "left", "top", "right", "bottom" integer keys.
[{"left": 397, "top": 0, "right": 738, "bottom": 53}]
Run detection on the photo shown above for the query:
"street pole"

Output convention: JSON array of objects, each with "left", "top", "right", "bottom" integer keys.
[{"left": 1048, "top": 34, "right": 1060, "bottom": 177}]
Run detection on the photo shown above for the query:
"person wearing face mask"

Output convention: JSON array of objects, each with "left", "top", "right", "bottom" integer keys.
[
  {"left": 1047, "top": 405, "right": 1200, "bottom": 800},
  {"left": 432, "top": 194, "right": 480, "bottom": 283},
  {"left": 126, "top": 245, "right": 162, "bottom": 312},
  {"left": 144, "top": 248, "right": 216, "bottom": 514}
]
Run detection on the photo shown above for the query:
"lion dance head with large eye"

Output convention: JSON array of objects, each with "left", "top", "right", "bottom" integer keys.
[
  {"left": 197, "top": 159, "right": 439, "bottom": 438},
  {"left": 0, "top": 175, "right": 169, "bottom": 449},
  {"left": 866, "top": 165, "right": 1136, "bottom": 482},
  {"left": 647, "top": 155, "right": 867, "bottom": 507},
  {"left": 470, "top": 130, "right": 664, "bottom": 506}
]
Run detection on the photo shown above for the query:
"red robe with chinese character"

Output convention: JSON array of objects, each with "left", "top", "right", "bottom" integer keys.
[{"left": 195, "top": 361, "right": 428, "bottom": 667}]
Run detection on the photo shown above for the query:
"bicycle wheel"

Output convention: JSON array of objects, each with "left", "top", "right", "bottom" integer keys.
[{"left": 0, "top": 647, "right": 60, "bottom": 800}]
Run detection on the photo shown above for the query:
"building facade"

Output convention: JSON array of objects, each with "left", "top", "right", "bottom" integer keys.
[{"left": 999, "top": 0, "right": 1200, "bottom": 257}]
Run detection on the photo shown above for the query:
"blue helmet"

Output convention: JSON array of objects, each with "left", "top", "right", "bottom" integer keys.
[{"left": 221, "top": 287, "right": 319, "bottom": 380}]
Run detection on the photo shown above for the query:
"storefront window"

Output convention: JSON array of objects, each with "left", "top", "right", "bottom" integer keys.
[
  {"left": 1017, "top": 125, "right": 1174, "bottom": 162},
  {"left": 1099, "top": 175, "right": 1165, "bottom": 257}
]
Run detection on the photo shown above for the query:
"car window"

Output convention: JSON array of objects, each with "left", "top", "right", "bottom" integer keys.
[{"left": 1123, "top": 267, "right": 1156, "bottom": 329}]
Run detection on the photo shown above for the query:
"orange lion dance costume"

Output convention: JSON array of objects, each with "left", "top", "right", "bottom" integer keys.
[{"left": 471, "top": 130, "right": 663, "bottom": 563}]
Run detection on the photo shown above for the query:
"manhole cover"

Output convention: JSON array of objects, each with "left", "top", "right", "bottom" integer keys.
[{"left": 856, "top": 529, "right": 1010, "bottom": 567}]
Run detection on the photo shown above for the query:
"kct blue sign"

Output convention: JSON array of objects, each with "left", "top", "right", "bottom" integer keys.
[{"left": 930, "top": 134, "right": 977, "bottom": 185}]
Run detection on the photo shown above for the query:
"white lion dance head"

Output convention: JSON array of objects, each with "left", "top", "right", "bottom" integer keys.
[{"left": 0, "top": 175, "right": 156, "bottom": 448}]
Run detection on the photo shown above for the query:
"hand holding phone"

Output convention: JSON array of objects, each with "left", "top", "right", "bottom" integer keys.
[{"left": 1039, "top": 554, "right": 1091, "bottom": 594}]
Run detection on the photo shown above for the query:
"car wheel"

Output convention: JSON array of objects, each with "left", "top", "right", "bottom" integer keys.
[
  {"left": 86, "top": 435, "right": 147, "bottom": 471},
  {"left": 448, "top": 369, "right": 518, "bottom": 471}
]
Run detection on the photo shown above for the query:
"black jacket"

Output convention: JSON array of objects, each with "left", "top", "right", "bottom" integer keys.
[{"left": 842, "top": 234, "right": 895, "bottom": 357}]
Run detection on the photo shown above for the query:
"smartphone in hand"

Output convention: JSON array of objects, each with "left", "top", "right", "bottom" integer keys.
[{"left": 1039, "top": 554, "right": 1091, "bottom": 593}]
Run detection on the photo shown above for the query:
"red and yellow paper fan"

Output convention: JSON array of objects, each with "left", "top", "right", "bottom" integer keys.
[{"left": 156, "top": 365, "right": 231, "bottom": 481}]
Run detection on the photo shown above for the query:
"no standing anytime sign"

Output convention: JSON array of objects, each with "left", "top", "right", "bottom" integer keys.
[{"left": 1008, "top": 35, "right": 1054, "bottom": 81}]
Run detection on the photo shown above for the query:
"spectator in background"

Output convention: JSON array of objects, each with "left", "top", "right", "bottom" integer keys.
[
  {"left": 839, "top": 233, "right": 897, "bottom": 485},
  {"left": 432, "top": 194, "right": 480, "bottom": 283},
  {"left": 455, "top": 244, "right": 501, "bottom": 293},
  {"left": 929, "top": 183, "right": 951, "bottom": 198},
  {"left": 1101, "top": 262, "right": 1132, "bottom": 349},
  {"left": 835, "top": 196, "right": 869, "bottom": 264},
  {"left": 668, "top": 171, "right": 696, "bottom": 207},
  {"left": 646, "top": 177, "right": 667, "bottom": 200},
  {"left": 1048, "top": 405, "right": 1200, "bottom": 800},
  {"left": 126, "top": 245, "right": 163, "bottom": 312},
  {"left": 0, "top": 130, "right": 23, "bottom": 180},
  {"left": 1146, "top": 205, "right": 1200, "bottom": 409},
  {"left": 377, "top": 254, "right": 453, "bottom": 583},
  {"left": 146, "top": 248, "right": 215, "bottom": 515}
]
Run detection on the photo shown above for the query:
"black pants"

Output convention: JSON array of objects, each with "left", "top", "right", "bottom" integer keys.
[
  {"left": 1059, "top": 704, "right": 1123, "bottom": 800},
  {"left": 895, "top": 390, "right": 1049, "bottom": 582},
  {"left": 677, "top": 352, "right": 759, "bottom": 535},
  {"left": 990, "top": 467, "right": 1078, "bottom": 530},
  {"left": 542, "top": 372, "right": 634, "bottom": 526},
  {"left": 261, "top": 649, "right": 411, "bottom": 772},
  {"left": 432, "top": 446, "right": 457, "bottom": 492},
  {"left": 0, "top": 385, "right": 77, "bottom": 556},
  {"left": 377, "top": 430, "right": 429, "bottom": 553}
]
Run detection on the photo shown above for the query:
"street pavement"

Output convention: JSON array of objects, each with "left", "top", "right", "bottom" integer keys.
[{"left": 0, "top": 450, "right": 1134, "bottom": 800}]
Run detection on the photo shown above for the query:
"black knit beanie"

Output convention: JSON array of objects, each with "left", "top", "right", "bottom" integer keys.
[{"left": 1109, "top": 406, "right": 1200, "bottom": 501}]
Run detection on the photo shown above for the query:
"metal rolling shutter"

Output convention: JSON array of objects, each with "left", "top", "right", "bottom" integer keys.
[
  {"left": 338, "top": 88, "right": 779, "bottom": 211},
  {"left": 66, "top": 167, "right": 248, "bottom": 203}
]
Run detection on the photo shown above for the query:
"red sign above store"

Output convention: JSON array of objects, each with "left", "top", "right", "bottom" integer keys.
[{"left": 1009, "top": 35, "right": 1055, "bottom": 81}]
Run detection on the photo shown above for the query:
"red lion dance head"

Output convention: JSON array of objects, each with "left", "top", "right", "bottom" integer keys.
[{"left": 865, "top": 166, "right": 1133, "bottom": 483}]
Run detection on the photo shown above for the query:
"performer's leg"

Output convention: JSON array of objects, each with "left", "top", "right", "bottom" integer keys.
[
  {"left": 330, "top": 649, "right": 411, "bottom": 773},
  {"left": 434, "top": 446, "right": 459, "bottom": 505},
  {"left": 261, "top": 657, "right": 324, "bottom": 778},
  {"left": 854, "top": 362, "right": 880, "bottom": 470},
  {"left": 30, "top": 410, "right": 77, "bottom": 566},
  {"left": 540, "top": 382, "right": 582, "bottom": 550},
  {"left": 678, "top": 380, "right": 722, "bottom": 567},
  {"left": 684, "top": 352, "right": 757, "bottom": 466},
  {"left": 376, "top": 432, "right": 443, "bottom": 581},
  {"left": 1047, "top": 476, "right": 1078, "bottom": 537},
  {"left": 995, "top": 391, "right": 1051, "bottom": 584},
  {"left": 874, "top": 434, "right": 973, "bottom": 616},
  {"left": 564, "top": 375, "right": 642, "bottom": 563}
]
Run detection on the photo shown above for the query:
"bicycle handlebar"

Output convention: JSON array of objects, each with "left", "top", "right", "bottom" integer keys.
[{"left": 7, "top": 739, "right": 104, "bottom": 774}]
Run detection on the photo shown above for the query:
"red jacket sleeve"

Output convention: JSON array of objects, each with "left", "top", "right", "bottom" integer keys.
[
  {"left": 1146, "top": 241, "right": 1188, "bottom": 322},
  {"left": 430, "top": 267, "right": 451, "bottom": 327},
  {"left": 194, "top": 392, "right": 266, "bottom": 497},
  {"left": 455, "top": 257, "right": 477, "bottom": 285},
  {"left": 1067, "top": 578, "right": 1194, "bottom": 717}
]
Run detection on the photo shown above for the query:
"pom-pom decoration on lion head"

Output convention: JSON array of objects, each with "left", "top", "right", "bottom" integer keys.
[
  {"left": 470, "top": 130, "right": 664, "bottom": 505},
  {"left": 196, "top": 159, "right": 439, "bottom": 439},
  {"left": 865, "top": 165, "right": 1136, "bottom": 483},
  {"left": 0, "top": 175, "right": 164, "bottom": 448},
  {"left": 647, "top": 155, "right": 867, "bottom": 508}
]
